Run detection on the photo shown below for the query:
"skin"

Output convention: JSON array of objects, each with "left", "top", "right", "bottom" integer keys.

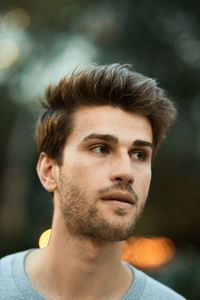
[{"left": 25, "top": 105, "right": 153, "bottom": 300}]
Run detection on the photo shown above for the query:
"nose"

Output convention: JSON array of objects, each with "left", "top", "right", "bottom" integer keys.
[{"left": 109, "top": 152, "right": 134, "bottom": 185}]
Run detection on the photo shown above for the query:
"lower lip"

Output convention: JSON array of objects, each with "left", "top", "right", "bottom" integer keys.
[{"left": 103, "top": 199, "right": 133, "bottom": 209}]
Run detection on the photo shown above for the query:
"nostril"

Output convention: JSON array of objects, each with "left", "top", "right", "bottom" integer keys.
[
  {"left": 114, "top": 176, "right": 134, "bottom": 184},
  {"left": 115, "top": 177, "right": 123, "bottom": 181}
]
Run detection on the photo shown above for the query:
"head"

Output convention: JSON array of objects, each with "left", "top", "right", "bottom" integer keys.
[
  {"left": 35, "top": 64, "right": 176, "bottom": 241},
  {"left": 35, "top": 64, "right": 176, "bottom": 164}
]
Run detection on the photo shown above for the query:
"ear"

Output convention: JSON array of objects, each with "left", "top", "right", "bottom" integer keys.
[{"left": 36, "top": 152, "right": 58, "bottom": 192}]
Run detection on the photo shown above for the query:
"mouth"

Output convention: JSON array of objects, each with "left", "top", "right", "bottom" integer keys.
[{"left": 101, "top": 191, "right": 136, "bottom": 208}]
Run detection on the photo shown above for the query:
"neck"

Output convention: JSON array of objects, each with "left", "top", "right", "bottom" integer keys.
[{"left": 25, "top": 208, "right": 133, "bottom": 300}]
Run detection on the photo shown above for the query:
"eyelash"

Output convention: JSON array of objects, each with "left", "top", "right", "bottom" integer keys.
[
  {"left": 91, "top": 145, "right": 110, "bottom": 154},
  {"left": 131, "top": 151, "right": 147, "bottom": 161},
  {"left": 90, "top": 145, "right": 147, "bottom": 161}
]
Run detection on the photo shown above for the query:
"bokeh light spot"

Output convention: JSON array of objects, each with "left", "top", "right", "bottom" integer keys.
[
  {"left": 39, "top": 228, "right": 52, "bottom": 248},
  {"left": 1, "top": 8, "right": 30, "bottom": 33},
  {"left": 0, "top": 39, "right": 19, "bottom": 68},
  {"left": 122, "top": 236, "right": 176, "bottom": 270}
]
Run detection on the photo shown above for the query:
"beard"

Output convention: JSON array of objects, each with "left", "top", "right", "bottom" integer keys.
[{"left": 58, "top": 170, "right": 146, "bottom": 242}]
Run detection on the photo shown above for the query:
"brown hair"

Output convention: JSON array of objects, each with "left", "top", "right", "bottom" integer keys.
[{"left": 35, "top": 63, "right": 177, "bottom": 164}]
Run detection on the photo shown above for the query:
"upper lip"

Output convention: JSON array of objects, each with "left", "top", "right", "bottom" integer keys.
[{"left": 101, "top": 191, "right": 136, "bottom": 205}]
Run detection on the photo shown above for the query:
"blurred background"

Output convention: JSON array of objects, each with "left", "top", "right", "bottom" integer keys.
[{"left": 0, "top": 0, "right": 199, "bottom": 299}]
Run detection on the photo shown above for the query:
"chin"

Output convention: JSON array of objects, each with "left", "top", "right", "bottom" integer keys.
[{"left": 87, "top": 221, "right": 136, "bottom": 242}]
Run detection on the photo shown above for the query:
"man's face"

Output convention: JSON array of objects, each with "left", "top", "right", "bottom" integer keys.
[{"left": 55, "top": 105, "right": 153, "bottom": 241}]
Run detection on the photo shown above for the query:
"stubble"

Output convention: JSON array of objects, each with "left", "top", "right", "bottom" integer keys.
[{"left": 58, "top": 170, "right": 146, "bottom": 241}]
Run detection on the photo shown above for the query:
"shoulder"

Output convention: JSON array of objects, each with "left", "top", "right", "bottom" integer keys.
[
  {"left": 143, "top": 271, "right": 186, "bottom": 300},
  {"left": 0, "top": 250, "right": 28, "bottom": 274},
  {"left": 124, "top": 263, "right": 187, "bottom": 300},
  {"left": 0, "top": 250, "right": 32, "bottom": 299}
]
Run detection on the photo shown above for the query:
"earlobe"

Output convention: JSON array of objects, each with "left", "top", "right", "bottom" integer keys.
[{"left": 36, "top": 152, "right": 57, "bottom": 192}]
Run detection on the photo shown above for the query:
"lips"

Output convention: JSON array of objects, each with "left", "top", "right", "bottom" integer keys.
[{"left": 101, "top": 191, "right": 136, "bottom": 205}]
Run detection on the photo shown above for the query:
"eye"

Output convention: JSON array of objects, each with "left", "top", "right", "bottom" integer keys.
[
  {"left": 131, "top": 151, "right": 147, "bottom": 161},
  {"left": 91, "top": 145, "right": 110, "bottom": 155}
]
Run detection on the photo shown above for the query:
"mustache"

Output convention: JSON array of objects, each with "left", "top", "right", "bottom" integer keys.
[{"left": 99, "top": 183, "right": 138, "bottom": 202}]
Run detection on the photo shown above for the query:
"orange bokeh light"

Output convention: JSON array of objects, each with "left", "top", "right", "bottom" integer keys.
[
  {"left": 39, "top": 229, "right": 52, "bottom": 248},
  {"left": 122, "top": 236, "right": 176, "bottom": 269}
]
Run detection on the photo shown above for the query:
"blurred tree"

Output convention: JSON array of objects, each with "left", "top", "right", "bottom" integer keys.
[{"left": 0, "top": 0, "right": 199, "bottom": 252}]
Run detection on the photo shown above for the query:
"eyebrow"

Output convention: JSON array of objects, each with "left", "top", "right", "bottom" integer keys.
[
  {"left": 81, "top": 133, "right": 153, "bottom": 149},
  {"left": 82, "top": 133, "right": 118, "bottom": 144},
  {"left": 133, "top": 140, "right": 153, "bottom": 149}
]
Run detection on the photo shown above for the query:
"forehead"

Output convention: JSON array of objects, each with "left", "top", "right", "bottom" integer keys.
[{"left": 66, "top": 106, "right": 153, "bottom": 145}]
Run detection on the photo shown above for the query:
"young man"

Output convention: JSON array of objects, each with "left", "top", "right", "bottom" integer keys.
[{"left": 0, "top": 64, "right": 186, "bottom": 299}]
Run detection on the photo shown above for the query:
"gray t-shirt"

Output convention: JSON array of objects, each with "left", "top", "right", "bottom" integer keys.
[{"left": 0, "top": 250, "right": 186, "bottom": 300}]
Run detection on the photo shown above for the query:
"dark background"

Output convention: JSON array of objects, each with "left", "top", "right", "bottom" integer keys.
[{"left": 0, "top": 1, "right": 199, "bottom": 299}]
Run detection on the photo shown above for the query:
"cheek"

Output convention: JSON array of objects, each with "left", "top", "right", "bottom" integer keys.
[
  {"left": 136, "top": 168, "right": 152, "bottom": 196},
  {"left": 68, "top": 162, "right": 101, "bottom": 190}
]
